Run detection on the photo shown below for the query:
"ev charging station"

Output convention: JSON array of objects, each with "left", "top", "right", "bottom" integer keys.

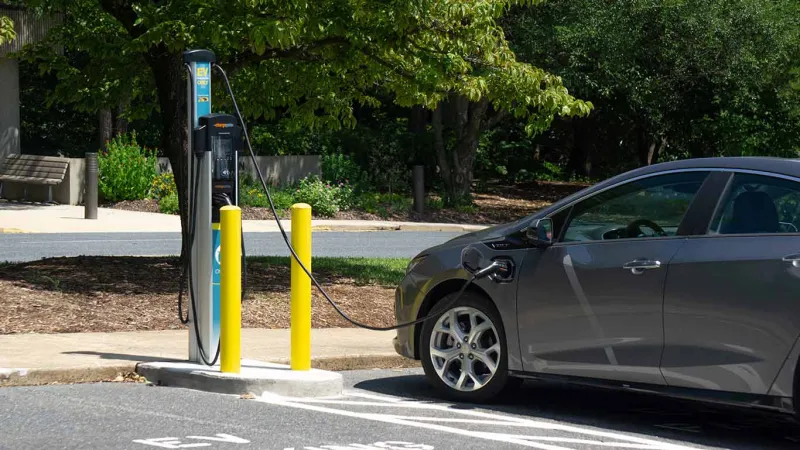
[
  {"left": 183, "top": 49, "right": 243, "bottom": 364},
  {"left": 141, "top": 48, "right": 502, "bottom": 396}
]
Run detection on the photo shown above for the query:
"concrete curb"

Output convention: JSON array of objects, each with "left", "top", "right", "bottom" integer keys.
[
  {"left": 0, "top": 365, "right": 137, "bottom": 387},
  {"left": 2, "top": 224, "right": 487, "bottom": 234},
  {"left": 0, "top": 228, "right": 28, "bottom": 234},
  {"left": 0, "top": 354, "right": 419, "bottom": 388}
]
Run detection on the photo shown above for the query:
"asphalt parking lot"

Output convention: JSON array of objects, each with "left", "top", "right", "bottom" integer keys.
[{"left": 1, "top": 368, "right": 798, "bottom": 450}]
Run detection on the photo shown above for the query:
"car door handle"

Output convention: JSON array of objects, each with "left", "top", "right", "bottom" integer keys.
[
  {"left": 782, "top": 253, "right": 800, "bottom": 267},
  {"left": 623, "top": 259, "right": 661, "bottom": 275}
]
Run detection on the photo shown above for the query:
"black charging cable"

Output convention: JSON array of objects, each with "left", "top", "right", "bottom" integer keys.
[
  {"left": 183, "top": 153, "right": 221, "bottom": 366},
  {"left": 214, "top": 64, "right": 500, "bottom": 331}
]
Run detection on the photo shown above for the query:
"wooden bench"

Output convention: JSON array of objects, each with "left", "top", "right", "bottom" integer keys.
[{"left": 0, "top": 154, "right": 69, "bottom": 203}]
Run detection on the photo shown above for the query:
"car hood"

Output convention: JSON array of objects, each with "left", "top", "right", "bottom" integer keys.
[{"left": 425, "top": 216, "right": 533, "bottom": 253}]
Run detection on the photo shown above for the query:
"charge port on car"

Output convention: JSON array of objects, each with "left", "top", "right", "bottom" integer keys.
[{"left": 490, "top": 258, "right": 515, "bottom": 282}]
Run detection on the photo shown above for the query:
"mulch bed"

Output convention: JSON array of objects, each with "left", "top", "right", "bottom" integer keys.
[
  {"left": 0, "top": 256, "right": 394, "bottom": 335},
  {"left": 105, "top": 180, "right": 587, "bottom": 225}
]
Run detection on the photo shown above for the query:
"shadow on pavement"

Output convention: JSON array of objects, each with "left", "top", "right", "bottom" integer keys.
[
  {"left": 0, "top": 200, "right": 60, "bottom": 211},
  {"left": 354, "top": 373, "right": 800, "bottom": 449},
  {"left": 62, "top": 351, "right": 183, "bottom": 363}
]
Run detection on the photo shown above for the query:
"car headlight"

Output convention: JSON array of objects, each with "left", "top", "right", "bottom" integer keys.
[{"left": 406, "top": 254, "right": 428, "bottom": 275}]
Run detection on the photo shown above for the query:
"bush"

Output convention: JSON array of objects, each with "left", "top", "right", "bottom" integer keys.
[
  {"left": 159, "top": 192, "right": 179, "bottom": 214},
  {"left": 321, "top": 154, "right": 367, "bottom": 191},
  {"left": 269, "top": 189, "right": 296, "bottom": 211},
  {"left": 293, "top": 176, "right": 354, "bottom": 217},
  {"left": 426, "top": 197, "right": 444, "bottom": 210},
  {"left": 149, "top": 172, "right": 176, "bottom": 200},
  {"left": 98, "top": 132, "right": 157, "bottom": 202}
]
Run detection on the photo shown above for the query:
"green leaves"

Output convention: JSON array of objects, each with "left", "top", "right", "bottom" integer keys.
[
  {"left": 98, "top": 133, "right": 158, "bottom": 202},
  {"left": 507, "top": 0, "right": 800, "bottom": 162},
  {"left": 16, "top": 0, "right": 592, "bottom": 163},
  {"left": 0, "top": 15, "right": 15, "bottom": 45}
]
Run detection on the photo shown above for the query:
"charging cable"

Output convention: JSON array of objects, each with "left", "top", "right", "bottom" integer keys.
[{"left": 214, "top": 64, "right": 502, "bottom": 331}]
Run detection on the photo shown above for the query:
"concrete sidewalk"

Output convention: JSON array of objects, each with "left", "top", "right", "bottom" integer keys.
[
  {"left": 0, "top": 328, "right": 417, "bottom": 387},
  {"left": 0, "top": 201, "right": 487, "bottom": 234}
]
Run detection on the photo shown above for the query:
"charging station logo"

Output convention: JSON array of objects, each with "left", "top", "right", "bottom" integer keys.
[{"left": 215, "top": 245, "right": 221, "bottom": 265}]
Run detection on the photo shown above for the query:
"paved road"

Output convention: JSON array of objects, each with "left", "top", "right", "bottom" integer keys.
[
  {"left": 0, "top": 232, "right": 462, "bottom": 262},
  {"left": 2, "top": 368, "right": 799, "bottom": 450}
]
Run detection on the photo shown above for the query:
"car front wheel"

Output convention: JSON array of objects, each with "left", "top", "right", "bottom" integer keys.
[{"left": 419, "top": 291, "right": 517, "bottom": 402}]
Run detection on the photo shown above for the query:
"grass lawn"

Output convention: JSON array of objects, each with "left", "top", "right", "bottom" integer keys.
[
  {"left": 0, "top": 255, "right": 408, "bottom": 334},
  {"left": 249, "top": 256, "right": 407, "bottom": 286}
]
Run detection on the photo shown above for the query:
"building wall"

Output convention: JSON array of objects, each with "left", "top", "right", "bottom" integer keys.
[
  {"left": 0, "top": 57, "right": 19, "bottom": 163},
  {"left": 0, "top": 6, "right": 62, "bottom": 165}
]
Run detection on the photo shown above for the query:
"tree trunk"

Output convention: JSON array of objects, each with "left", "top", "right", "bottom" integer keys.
[
  {"left": 113, "top": 96, "right": 130, "bottom": 136},
  {"left": 96, "top": 2, "right": 189, "bottom": 261},
  {"left": 637, "top": 129, "right": 665, "bottom": 167},
  {"left": 568, "top": 117, "right": 593, "bottom": 177},
  {"left": 432, "top": 94, "right": 488, "bottom": 206},
  {"left": 98, "top": 108, "right": 113, "bottom": 150},
  {"left": 146, "top": 48, "right": 189, "bottom": 262}
]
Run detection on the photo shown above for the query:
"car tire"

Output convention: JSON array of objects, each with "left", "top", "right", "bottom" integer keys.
[{"left": 419, "top": 290, "right": 520, "bottom": 403}]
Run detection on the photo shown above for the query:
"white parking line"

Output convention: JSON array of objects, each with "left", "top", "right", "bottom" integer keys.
[
  {"left": 344, "top": 391, "right": 406, "bottom": 403},
  {"left": 258, "top": 393, "right": 702, "bottom": 450}
]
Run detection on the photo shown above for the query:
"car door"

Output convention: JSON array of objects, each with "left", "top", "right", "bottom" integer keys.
[
  {"left": 517, "top": 170, "right": 712, "bottom": 385},
  {"left": 662, "top": 171, "right": 800, "bottom": 395}
]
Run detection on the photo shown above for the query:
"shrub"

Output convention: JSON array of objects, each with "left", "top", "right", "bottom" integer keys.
[
  {"left": 355, "top": 192, "right": 411, "bottom": 216},
  {"left": 269, "top": 189, "right": 295, "bottom": 211},
  {"left": 98, "top": 132, "right": 158, "bottom": 202},
  {"left": 426, "top": 197, "right": 444, "bottom": 210},
  {"left": 240, "top": 186, "right": 270, "bottom": 208},
  {"left": 293, "top": 175, "right": 354, "bottom": 217},
  {"left": 149, "top": 172, "right": 177, "bottom": 200},
  {"left": 159, "top": 192, "right": 179, "bottom": 214},
  {"left": 321, "top": 154, "right": 367, "bottom": 191}
]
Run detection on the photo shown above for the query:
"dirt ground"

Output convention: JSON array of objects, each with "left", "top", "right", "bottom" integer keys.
[
  {"left": 0, "top": 256, "right": 395, "bottom": 335},
  {"left": 108, "top": 180, "right": 587, "bottom": 224}
]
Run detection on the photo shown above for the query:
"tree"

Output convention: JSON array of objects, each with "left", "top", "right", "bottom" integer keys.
[
  {"left": 505, "top": 0, "right": 800, "bottom": 177},
  {"left": 0, "top": 15, "right": 14, "bottom": 45},
  {"left": 19, "top": 0, "right": 590, "bottom": 253}
]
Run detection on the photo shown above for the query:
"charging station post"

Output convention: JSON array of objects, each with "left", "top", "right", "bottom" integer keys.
[
  {"left": 183, "top": 49, "right": 242, "bottom": 365},
  {"left": 184, "top": 49, "right": 217, "bottom": 363}
]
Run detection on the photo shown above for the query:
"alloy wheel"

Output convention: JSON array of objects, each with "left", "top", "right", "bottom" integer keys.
[{"left": 428, "top": 306, "right": 501, "bottom": 392}]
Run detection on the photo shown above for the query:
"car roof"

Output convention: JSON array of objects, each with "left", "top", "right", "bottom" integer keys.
[{"left": 626, "top": 156, "right": 800, "bottom": 178}]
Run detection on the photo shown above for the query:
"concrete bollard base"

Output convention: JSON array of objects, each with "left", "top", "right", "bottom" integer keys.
[{"left": 136, "top": 359, "right": 342, "bottom": 398}]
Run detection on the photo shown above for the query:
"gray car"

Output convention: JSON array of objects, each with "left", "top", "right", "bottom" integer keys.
[{"left": 394, "top": 156, "right": 800, "bottom": 416}]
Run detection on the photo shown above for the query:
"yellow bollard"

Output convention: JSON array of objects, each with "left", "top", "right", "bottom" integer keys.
[
  {"left": 290, "top": 203, "right": 312, "bottom": 371},
  {"left": 220, "top": 205, "right": 242, "bottom": 374}
]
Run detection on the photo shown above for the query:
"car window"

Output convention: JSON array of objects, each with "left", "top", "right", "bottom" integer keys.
[
  {"left": 709, "top": 173, "right": 800, "bottom": 235},
  {"left": 561, "top": 171, "right": 709, "bottom": 242}
]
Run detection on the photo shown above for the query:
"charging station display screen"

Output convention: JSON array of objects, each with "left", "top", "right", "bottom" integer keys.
[{"left": 211, "top": 135, "right": 233, "bottom": 180}]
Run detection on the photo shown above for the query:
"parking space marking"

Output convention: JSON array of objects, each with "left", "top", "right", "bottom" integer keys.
[
  {"left": 133, "top": 433, "right": 250, "bottom": 448},
  {"left": 258, "top": 393, "right": 701, "bottom": 450}
]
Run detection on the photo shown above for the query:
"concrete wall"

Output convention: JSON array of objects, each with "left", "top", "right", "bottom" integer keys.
[
  {"left": 1, "top": 155, "right": 319, "bottom": 205},
  {"left": 156, "top": 155, "right": 320, "bottom": 186},
  {"left": 239, "top": 155, "right": 321, "bottom": 186},
  {"left": 0, "top": 58, "right": 20, "bottom": 164}
]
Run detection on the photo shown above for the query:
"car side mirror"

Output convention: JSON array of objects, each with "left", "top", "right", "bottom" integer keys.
[{"left": 525, "top": 218, "right": 554, "bottom": 248}]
